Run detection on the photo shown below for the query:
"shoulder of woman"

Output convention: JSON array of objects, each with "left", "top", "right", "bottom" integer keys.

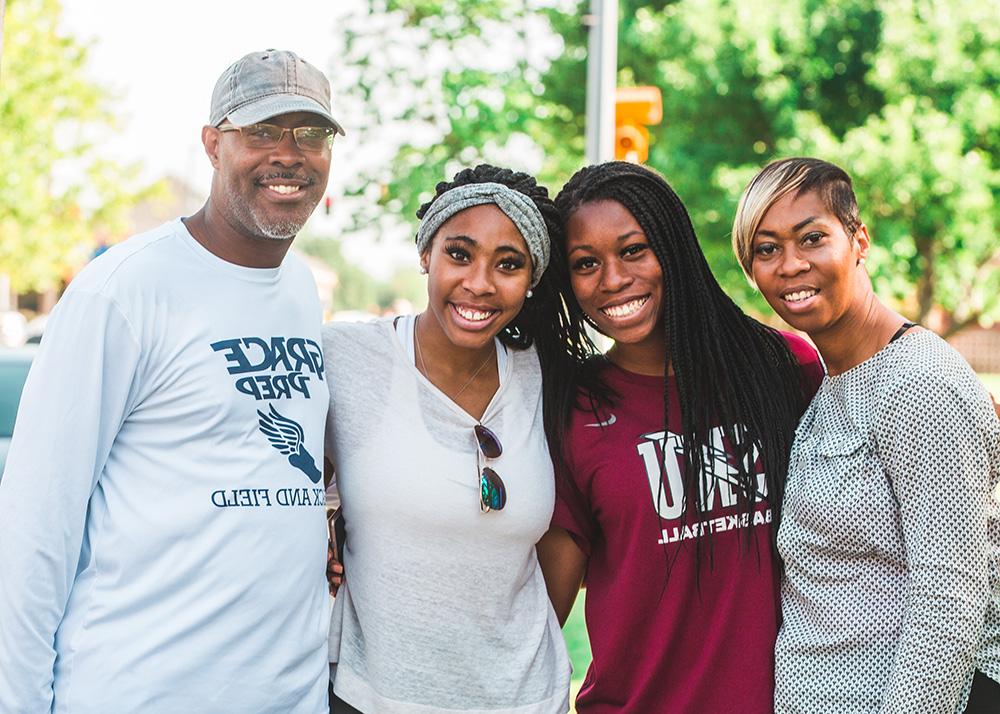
[
  {"left": 321, "top": 318, "right": 395, "bottom": 374},
  {"left": 880, "top": 330, "right": 974, "bottom": 388},
  {"left": 776, "top": 329, "right": 821, "bottom": 366},
  {"left": 506, "top": 340, "right": 541, "bottom": 369},
  {"left": 874, "top": 333, "right": 997, "bottom": 428},
  {"left": 321, "top": 318, "right": 390, "bottom": 346},
  {"left": 775, "top": 329, "right": 826, "bottom": 398}
]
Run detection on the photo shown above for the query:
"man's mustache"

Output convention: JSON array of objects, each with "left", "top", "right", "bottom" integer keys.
[{"left": 254, "top": 172, "right": 316, "bottom": 186}]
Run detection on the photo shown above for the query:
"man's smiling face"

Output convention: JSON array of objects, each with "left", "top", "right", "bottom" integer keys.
[{"left": 211, "top": 111, "right": 332, "bottom": 241}]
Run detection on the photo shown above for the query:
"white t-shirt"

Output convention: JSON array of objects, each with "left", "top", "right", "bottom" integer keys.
[
  {"left": 0, "top": 219, "right": 331, "bottom": 713},
  {"left": 323, "top": 319, "right": 570, "bottom": 714}
]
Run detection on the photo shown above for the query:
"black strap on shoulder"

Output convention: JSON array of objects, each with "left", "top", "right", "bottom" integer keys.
[{"left": 889, "top": 321, "right": 917, "bottom": 344}]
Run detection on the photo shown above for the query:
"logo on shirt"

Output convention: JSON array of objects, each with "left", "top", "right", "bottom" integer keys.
[
  {"left": 584, "top": 414, "right": 617, "bottom": 428},
  {"left": 210, "top": 336, "right": 325, "bottom": 400},
  {"left": 636, "top": 426, "right": 770, "bottom": 545},
  {"left": 209, "top": 335, "right": 326, "bottom": 495},
  {"left": 257, "top": 405, "right": 322, "bottom": 483}
]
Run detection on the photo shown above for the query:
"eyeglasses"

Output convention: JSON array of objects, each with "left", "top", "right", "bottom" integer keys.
[
  {"left": 475, "top": 424, "right": 507, "bottom": 512},
  {"left": 217, "top": 123, "right": 336, "bottom": 152}
]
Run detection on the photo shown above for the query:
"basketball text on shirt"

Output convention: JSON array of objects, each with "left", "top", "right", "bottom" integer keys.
[{"left": 636, "top": 425, "right": 771, "bottom": 545}]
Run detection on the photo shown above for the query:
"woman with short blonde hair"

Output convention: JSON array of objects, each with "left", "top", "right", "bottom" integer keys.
[{"left": 734, "top": 156, "right": 1000, "bottom": 714}]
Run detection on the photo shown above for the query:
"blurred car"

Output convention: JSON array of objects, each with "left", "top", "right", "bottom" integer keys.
[
  {"left": 0, "top": 347, "right": 35, "bottom": 478},
  {"left": 25, "top": 314, "right": 47, "bottom": 345},
  {"left": 0, "top": 310, "right": 28, "bottom": 347}
]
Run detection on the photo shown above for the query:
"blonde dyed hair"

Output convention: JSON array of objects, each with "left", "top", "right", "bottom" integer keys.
[{"left": 732, "top": 157, "right": 860, "bottom": 286}]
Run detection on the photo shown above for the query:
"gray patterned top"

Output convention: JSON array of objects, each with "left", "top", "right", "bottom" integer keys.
[{"left": 775, "top": 330, "right": 1000, "bottom": 714}]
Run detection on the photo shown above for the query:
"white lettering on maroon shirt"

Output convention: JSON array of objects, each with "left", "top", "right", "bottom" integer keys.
[{"left": 635, "top": 425, "right": 769, "bottom": 544}]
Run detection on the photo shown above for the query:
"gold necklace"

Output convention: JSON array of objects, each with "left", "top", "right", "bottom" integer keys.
[{"left": 414, "top": 315, "right": 496, "bottom": 400}]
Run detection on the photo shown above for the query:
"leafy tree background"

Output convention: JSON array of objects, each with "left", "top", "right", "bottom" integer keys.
[
  {"left": 297, "top": 232, "right": 426, "bottom": 313},
  {"left": 331, "top": 0, "right": 999, "bottom": 335},
  {"left": 0, "top": 0, "right": 162, "bottom": 294}
]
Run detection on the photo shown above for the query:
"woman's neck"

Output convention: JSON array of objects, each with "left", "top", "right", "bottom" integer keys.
[
  {"left": 811, "top": 292, "right": 908, "bottom": 376},
  {"left": 413, "top": 311, "right": 499, "bottom": 420},
  {"left": 606, "top": 334, "right": 672, "bottom": 377},
  {"left": 414, "top": 311, "right": 497, "bottom": 376}
]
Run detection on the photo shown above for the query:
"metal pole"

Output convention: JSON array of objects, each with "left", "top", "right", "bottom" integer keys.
[{"left": 584, "top": 0, "right": 618, "bottom": 164}]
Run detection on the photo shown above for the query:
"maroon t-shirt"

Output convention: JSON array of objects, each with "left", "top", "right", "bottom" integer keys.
[{"left": 553, "top": 332, "right": 823, "bottom": 713}]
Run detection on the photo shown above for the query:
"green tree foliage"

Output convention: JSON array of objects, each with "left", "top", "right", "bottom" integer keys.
[
  {"left": 335, "top": 0, "right": 999, "bottom": 333},
  {"left": 296, "top": 234, "right": 427, "bottom": 314},
  {"left": 0, "top": 0, "right": 159, "bottom": 292},
  {"left": 331, "top": 0, "right": 575, "bottom": 235}
]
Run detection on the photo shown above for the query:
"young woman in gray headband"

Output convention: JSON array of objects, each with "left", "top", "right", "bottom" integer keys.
[{"left": 320, "top": 164, "right": 586, "bottom": 713}]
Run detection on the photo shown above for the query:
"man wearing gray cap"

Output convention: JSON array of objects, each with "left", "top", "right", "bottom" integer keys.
[{"left": 0, "top": 50, "right": 342, "bottom": 713}]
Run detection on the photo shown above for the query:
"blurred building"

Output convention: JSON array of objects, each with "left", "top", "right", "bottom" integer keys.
[{"left": 948, "top": 326, "right": 1000, "bottom": 374}]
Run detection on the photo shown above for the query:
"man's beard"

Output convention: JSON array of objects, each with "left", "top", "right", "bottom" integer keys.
[{"left": 225, "top": 176, "right": 316, "bottom": 241}]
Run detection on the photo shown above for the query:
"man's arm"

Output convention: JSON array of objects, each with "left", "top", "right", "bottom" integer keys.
[{"left": 0, "top": 289, "right": 141, "bottom": 711}]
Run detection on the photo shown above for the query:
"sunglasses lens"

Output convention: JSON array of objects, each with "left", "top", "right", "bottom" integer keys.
[
  {"left": 480, "top": 467, "right": 507, "bottom": 511},
  {"left": 474, "top": 424, "right": 502, "bottom": 459}
]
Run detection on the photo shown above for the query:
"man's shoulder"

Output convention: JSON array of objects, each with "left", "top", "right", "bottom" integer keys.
[{"left": 68, "top": 220, "right": 185, "bottom": 296}]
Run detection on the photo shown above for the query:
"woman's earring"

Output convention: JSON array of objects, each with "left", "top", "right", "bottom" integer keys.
[
  {"left": 419, "top": 266, "right": 428, "bottom": 275},
  {"left": 857, "top": 257, "right": 867, "bottom": 266},
  {"left": 525, "top": 289, "right": 533, "bottom": 299}
]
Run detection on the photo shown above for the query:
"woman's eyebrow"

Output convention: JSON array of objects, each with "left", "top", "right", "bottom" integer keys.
[
  {"left": 440, "top": 234, "right": 476, "bottom": 246},
  {"left": 757, "top": 216, "right": 820, "bottom": 237},
  {"left": 493, "top": 244, "right": 527, "bottom": 257},
  {"left": 568, "top": 230, "right": 645, "bottom": 255}
]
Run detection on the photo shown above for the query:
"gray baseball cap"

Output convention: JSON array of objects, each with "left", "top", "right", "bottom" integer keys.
[{"left": 209, "top": 49, "right": 345, "bottom": 135}]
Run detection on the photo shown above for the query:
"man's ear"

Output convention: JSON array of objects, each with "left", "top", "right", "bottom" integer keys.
[{"left": 202, "top": 125, "right": 222, "bottom": 170}]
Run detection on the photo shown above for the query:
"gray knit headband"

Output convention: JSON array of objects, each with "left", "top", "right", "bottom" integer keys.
[{"left": 415, "top": 182, "right": 551, "bottom": 287}]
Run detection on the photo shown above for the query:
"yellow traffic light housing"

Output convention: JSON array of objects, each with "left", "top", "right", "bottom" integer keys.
[{"left": 615, "top": 86, "right": 663, "bottom": 163}]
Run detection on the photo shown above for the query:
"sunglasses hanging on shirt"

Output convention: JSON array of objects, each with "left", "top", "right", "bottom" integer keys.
[{"left": 475, "top": 424, "right": 506, "bottom": 512}]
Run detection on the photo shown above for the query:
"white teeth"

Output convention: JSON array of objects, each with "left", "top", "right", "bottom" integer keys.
[
  {"left": 784, "top": 290, "right": 818, "bottom": 303},
  {"left": 454, "top": 305, "right": 495, "bottom": 321},
  {"left": 601, "top": 296, "right": 648, "bottom": 318},
  {"left": 267, "top": 185, "right": 301, "bottom": 195}
]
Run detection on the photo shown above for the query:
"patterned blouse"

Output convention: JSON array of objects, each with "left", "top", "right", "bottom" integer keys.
[{"left": 775, "top": 330, "right": 1000, "bottom": 714}]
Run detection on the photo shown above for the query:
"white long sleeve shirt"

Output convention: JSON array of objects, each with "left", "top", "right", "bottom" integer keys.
[{"left": 0, "top": 219, "right": 331, "bottom": 713}]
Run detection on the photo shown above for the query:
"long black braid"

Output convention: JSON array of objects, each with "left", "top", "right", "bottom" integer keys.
[
  {"left": 553, "top": 162, "right": 810, "bottom": 560},
  {"left": 416, "top": 164, "right": 595, "bottom": 457}
]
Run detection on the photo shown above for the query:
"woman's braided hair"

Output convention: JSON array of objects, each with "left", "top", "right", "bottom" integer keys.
[
  {"left": 416, "top": 164, "right": 594, "bottom": 453},
  {"left": 554, "top": 161, "right": 809, "bottom": 556}
]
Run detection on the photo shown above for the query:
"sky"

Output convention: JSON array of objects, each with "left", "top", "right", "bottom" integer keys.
[
  {"left": 61, "top": 0, "right": 354, "bottom": 192},
  {"left": 59, "top": 0, "right": 417, "bottom": 276}
]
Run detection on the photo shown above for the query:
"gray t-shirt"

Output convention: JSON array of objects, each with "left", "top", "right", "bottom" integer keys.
[
  {"left": 775, "top": 329, "right": 1000, "bottom": 713},
  {"left": 323, "top": 319, "right": 570, "bottom": 714}
]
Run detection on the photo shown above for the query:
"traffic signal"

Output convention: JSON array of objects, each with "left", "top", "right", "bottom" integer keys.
[{"left": 615, "top": 86, "right": 663, "bottom": 164}]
